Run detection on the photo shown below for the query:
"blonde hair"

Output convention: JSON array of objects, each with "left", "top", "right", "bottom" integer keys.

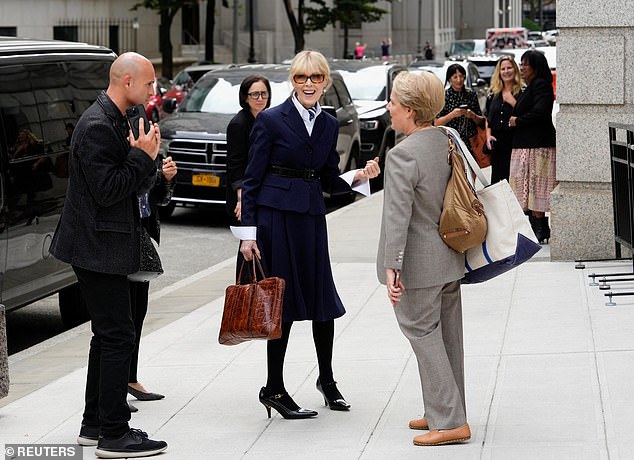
[
  {"left": 392, "top": 71, "right": 445, "bottom": 125},
  {"left": 289, "top": 50, "right": 332, "bottom": 91},
  {"left": 488, "top": 56, "right": 522, "bottom": 97}
]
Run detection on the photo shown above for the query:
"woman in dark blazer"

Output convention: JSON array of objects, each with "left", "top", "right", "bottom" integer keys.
[
  {"left": 509, "top": 50, "right": 556, "bottom": 243},
  {"left": 239, "top": 50, "right": 379, "bottom": 419},
  {"left": 485, "top": 56, "right": 522, "bottom": 183},
  {"left": 225, "top": 75, "right": 271, "bottom": 223}
]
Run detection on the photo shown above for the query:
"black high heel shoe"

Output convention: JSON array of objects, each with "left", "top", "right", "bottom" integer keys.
[
  {"left": 258, "top": 387, "right": 318, "bottom": 419},
  {"left": 316, "top": 378, "right": 351, "bottom": 411}
]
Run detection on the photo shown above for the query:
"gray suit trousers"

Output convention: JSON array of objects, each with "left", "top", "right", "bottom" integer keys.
[{"left": 394, "top": 280, "right": 466, "bottom": 430}]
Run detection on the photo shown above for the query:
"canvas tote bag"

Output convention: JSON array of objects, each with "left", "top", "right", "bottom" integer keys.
[{"left": 443, "top": 127, "right": 542, "bottom": 283}]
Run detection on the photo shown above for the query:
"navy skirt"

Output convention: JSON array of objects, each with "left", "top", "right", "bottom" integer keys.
[{"left": 256, "top": 206, "right": 346, "bottom": 322}]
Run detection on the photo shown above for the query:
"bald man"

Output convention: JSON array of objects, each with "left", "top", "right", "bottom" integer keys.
[{"left": 50, "top": 52, "right": 167, "bottom": 458}]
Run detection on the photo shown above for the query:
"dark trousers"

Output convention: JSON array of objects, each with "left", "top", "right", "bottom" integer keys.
[
  {"left": 490, "top": 130, "right": 513, "bottom": 184},
  {"left": 129, "top": 281, "right": 150, "bottom": 383},
  {"left": 266, "top": 320, "right": 335, "bottom": 392},
  {"left": 74, "top": 266, "right": 135, "bottom": 438}
]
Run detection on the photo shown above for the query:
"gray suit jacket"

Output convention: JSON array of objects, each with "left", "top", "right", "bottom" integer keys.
[{"left": 377, "top": 127, "right": 464, "bottom": 288}]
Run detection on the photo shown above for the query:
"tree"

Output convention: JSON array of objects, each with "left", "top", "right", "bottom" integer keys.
[
  {"left": 282, "top": 0, "right": 307, "bottom": 54},
  {"left": 304, "top": 0, "right": 391, "bottom": 58},
  {"left": 132, "top": 0, "right": 197, "bottom": 79},
  {"left": 205, "top": 0, "right": 230, "bottom": 64}
]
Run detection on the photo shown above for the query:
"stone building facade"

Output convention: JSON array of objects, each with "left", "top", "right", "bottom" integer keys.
[{"left": 551, "top": 2, "right": 628, "bottom": 260}]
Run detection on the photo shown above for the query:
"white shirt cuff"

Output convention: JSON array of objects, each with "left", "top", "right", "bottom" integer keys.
[
  {"left": 230, "top": 226, "right": 257, "bottom": 240},
  {"left": 340, "top": 170, "right": 371, "bottom": 197}
]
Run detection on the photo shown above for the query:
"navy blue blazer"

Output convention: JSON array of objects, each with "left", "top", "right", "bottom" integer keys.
[{"left": 241, "top": 97, "right": 350, "bottom": 226}]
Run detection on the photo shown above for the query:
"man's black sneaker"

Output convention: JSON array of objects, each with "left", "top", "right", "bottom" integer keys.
[
  {"left": 77, "top": 424, "right": 99, "bottom": 446},
  {"left": 95, "top": 428, "right": 166, "bottom": 458}
]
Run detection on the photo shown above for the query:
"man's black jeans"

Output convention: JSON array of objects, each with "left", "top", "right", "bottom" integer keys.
[{"left": 73, "top": 266, "right": 135, "bottom": 438}]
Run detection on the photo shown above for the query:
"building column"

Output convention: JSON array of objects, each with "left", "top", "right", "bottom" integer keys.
[{"left": 551, "top": 2, "right": 634, "bottom": 260}]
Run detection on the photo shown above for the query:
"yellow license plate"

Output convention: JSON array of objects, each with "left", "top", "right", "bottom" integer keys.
[{"left": 192, "top": 173, "right": 220, "bottom": 187}]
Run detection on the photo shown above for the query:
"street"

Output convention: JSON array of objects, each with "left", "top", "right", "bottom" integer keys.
[
  {"left": 5, "top": 198, "right": 349, "bottom": 355},
  {"left": 5, "top": 206, "right": 236, "bottom": 355}
]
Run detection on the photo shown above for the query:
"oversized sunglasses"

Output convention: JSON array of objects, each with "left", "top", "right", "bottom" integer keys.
[{"left": 292, "top": 73, "right": 325, "bottom": 84}]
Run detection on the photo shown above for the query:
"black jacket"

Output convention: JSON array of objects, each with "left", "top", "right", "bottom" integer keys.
[
  {"left": 50, "top": 91, "right": 156, "bottom": 275},
  {"left": 225, "top": 108, "right": 255, "bottom": 218},
  {"left": 511, "top": 78, "right": 556, "bottom": 149}
]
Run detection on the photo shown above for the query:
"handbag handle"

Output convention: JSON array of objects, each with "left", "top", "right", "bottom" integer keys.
[
  {"left": 235, "top": 252, "right": 268, "bottom": 285},
  {"left": 438, "top": 126, "right": 490, "bottom": 188}
]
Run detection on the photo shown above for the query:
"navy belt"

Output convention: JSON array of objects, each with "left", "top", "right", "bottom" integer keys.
[{"left": 268, "top": 165, "right": 318, "bottom": 180}]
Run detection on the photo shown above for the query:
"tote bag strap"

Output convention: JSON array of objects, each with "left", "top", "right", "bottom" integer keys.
[{"left": 438, "top": 126, "right": 490, "bottom": 188}]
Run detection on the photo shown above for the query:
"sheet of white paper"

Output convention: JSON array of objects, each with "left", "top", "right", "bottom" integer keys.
[
  {"left": 340, "top": 169, "right": 371, "bottom": 197},
  {"left": 230, "top": 226, "right": 256, "bottom": 240}
]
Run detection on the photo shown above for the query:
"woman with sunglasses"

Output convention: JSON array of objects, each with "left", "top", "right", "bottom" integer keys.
[
  {"left": 226, "top": 74, "right": 272, "bottom": 224},
  {"left": 239, "top": 50, "right": 380, "bottom": 419}
]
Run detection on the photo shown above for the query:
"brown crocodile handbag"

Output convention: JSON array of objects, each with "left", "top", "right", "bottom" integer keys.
[{"left": 218, "top": 255, "right": 284, "bottom": 346}]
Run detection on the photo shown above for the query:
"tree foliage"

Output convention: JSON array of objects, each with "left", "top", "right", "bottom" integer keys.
[
  {"left": 282, "top": 0, "right": 390, "bottom": 57},
  {"left": 131, "top": 0, "right": 197, "bottom": 78}
]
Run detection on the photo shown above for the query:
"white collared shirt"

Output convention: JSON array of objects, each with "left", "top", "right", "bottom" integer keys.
[{"left": 292, "top": 93, "right": 321, "bottom": 136}]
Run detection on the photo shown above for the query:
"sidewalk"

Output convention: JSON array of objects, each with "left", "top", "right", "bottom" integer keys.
[{"left": 2, "top": 191, "right": 634, "bottom": 459}]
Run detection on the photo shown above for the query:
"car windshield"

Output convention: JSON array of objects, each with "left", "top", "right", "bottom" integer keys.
[
  {"left": 411, "top": 65, "right": 447, "bottom": 84},
  {"left": 336, "top": 67, "right": 386, "bottom": 101},
  {"left": 450, "top": 40, "right": 486, "bottom": 56},
  {"left": 180, "top": 76, "right": 292, "bottom": 114}
]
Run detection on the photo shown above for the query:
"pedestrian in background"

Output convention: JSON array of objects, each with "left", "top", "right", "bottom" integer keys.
[
  {"left": 354, "top": 42, "right": 367, "bottom": 59},
  {"left": 239, "top": 50, "right": 380, "bottom": 420},
  {"left": 128, "top": 154, "right": 177, "bottom": 405},
  {"left": 435, "top": 63, "right": 486, "bottom": 155},
  {"left": 381, "top": 38, "right": 392, "bottom": 61},
  {"left": 485, "top": 55, "right": 522, "bottom": 183},
  {"left": 424, "top": 41, "right": 434, "bottom": 60},
  {"left": 378, "top": 70, "right": 471, "bottom": 446},
  {"left": 226, "top": 74, "right": 272, "bottom": 224},
  {"left": 508, "top": 49, "right": 556, "bottom": 243},
  {"left": 50, "top": 52, "right": 168, "bottom": 458}
]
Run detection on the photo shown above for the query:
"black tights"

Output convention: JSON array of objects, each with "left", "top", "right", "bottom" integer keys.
[{"left": 265, "top": 320, "right": 335, "bottom": 392}]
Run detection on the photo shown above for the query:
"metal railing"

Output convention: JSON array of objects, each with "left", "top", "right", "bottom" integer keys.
[
  {"left": 56, "top": 18, "right": 138, "bottom": 53},
  {"left": 576, "top": 122, "right": 634, "bottom": 305}
]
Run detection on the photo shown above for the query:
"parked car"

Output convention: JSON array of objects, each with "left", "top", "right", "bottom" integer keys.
[
  {"left": 0, "top": 37, "right": 115, "bottom": 326},
  {"left": 446, "top": 39, "right": 487, "bottom": 58},
  {"left": 464, "top": 53, "right": 508, "bottom": 84},
  {"left": 408, "top": 59, "right": 488, "bottom": 111},
  {"left": 328, "top": 60, "right": 406, "bottom": 187},
  {"left": 157, "top": 64, "right": 361, "bottom": 217}
]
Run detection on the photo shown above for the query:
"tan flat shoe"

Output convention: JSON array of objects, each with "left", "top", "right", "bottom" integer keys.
[
  {"left": 413, "top": 423, "right": 471, "bottom": 446},
  {"left": 408, "top": 418, "right": 429, "bottom": 430}
]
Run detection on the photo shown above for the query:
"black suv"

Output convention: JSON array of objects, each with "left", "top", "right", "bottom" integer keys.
[
  {"left": 329, "top": 60, "right": 406, "bottom": 186},
  {"left": 0, "top": 37, "right": 115, "bottom": 325},
  {"left": 158, "top": 64, "right": 361, "bottom": 216}
]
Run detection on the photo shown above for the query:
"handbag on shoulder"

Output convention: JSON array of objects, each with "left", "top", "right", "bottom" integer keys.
[
  {"left": 438, "top": 127, "right": 488, "bottom": 253},
  {"left": 218, "top": 255, "right": 285, "bottom": 346},
  {"left": 442, "top": 128, "right": 542, "bottom": 283},
  {"left": 128, "top": 226, "right": 164, "bottom": 282}
]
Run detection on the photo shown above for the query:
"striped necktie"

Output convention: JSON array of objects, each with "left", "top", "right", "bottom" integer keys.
[{"left": 308, "top": 107, "right": 317, "bottom": 121}]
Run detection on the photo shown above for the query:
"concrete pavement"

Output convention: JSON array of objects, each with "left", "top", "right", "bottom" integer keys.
[{"left": 2, "top": 191, "right": 634, "bottom": 459}]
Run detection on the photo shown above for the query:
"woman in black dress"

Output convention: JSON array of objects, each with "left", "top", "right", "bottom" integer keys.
[
  {"left": 485, "top": 56, "right": 522, "bottom": 183},
  {"left": 435, "top": 64, "right": 486, "bottom": 153}
]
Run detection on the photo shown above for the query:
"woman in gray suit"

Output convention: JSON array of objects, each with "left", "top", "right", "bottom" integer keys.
[{"left": 377, "top": 71, "right": 471, "bottom": 446}]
